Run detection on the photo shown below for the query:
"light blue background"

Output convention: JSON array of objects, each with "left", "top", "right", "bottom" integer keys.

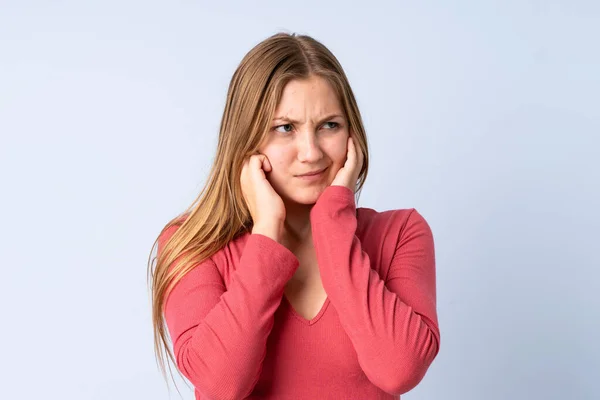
[{"left": 1, "top": 1, "right": 598, "bottom": 399}]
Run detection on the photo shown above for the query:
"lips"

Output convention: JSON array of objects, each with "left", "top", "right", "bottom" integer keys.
[{"left": 296, "top": 167, "right": 327, "bottom": 177}]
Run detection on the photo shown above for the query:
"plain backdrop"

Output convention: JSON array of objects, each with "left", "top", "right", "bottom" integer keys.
[{"left": 1, "top": 1, "right": 599, "bottom": 399}]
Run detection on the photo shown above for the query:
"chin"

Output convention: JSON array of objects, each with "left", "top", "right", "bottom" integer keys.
[{"left": 282, "top": 185, "right": 328, "bottom": 205}]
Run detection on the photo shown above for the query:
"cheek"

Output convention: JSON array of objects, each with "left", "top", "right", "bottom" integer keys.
[
  {"left": 261, "top": 147, "right": 293, "bottom": 177},
  {"left": 325, "top": 137, "right": 349, "bottom": 167}
]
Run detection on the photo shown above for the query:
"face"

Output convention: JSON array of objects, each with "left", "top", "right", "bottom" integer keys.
[{"left": 258, "top": 75, "right": 350, "bottom": 205}]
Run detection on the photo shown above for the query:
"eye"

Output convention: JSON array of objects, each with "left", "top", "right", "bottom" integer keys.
[
  {"left": 322, "top": 122, "right": 339, "bottom": 130},
  {"left": 274, "top": 124, "right": 293, "bottom": 134}
]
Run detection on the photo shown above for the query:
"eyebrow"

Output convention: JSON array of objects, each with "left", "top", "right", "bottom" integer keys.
[{"left": 272, "top": 113, "right": 345, "bottom": 125}]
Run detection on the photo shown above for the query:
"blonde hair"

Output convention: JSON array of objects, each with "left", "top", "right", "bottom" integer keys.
[{"left": 147, "top": 31, "right": 370, "bottom": 389}]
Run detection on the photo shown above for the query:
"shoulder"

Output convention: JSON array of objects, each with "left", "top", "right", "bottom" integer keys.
[
  {"left": 357, "top": 207, "right": 432, "bottom": 242},
  {"left": 157, "top": 213, "right": 191, "bottom": 253},
  {"left": 156, "top": 213, "right": 252, "bottom": 277},
  {"left": 356, "top": 207, "right": 434, "bottom": 277}
]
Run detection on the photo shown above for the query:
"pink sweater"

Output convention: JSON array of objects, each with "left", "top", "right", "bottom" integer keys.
[{"left": 159, "top": 185, "right": 440, "bottom": 399}]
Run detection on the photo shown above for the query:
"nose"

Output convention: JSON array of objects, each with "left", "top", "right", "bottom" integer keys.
[{"left": 296, "top": 130, "right": 324, "bottom": 163}]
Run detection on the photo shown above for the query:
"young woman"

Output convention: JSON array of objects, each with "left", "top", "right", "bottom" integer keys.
[{"left": 148, "top": 32, "right": 440, "bottom": 399}]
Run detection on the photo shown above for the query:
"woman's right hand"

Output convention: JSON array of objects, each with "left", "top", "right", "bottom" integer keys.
[{"left": 240, "top": 154, "right": 286, "bottom": 243}]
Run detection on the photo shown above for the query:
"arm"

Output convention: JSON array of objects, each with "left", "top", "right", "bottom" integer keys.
[
  {"left": 310, "top": 186, "right": 440, "bottom": 395},
  {"left": 159, "top": 226, "right": 299, "bottom": 400}
]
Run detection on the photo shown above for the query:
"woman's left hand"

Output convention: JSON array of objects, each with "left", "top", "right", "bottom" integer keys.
[{"left": 331, "top": 135, "right": 364, "bottom": 192}]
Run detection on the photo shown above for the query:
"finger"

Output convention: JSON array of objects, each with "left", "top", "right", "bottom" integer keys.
[
  {"left": 250, "top": 153, "right": 272, "bottom": 173},
  {"left": 346, "top": 136, "right": 356, "bottom": 167},
  {"left": 249, "top": 154, "right": 263, "bottom": 169},
  {"left": 249, "top": 155, "right": 267, "bottom": 180},
  {"left": 353, "top": 138, "right": 364, "bottom": 169},
  {"left": 261, "top": 155, "right": 272, "bottom": 173}
]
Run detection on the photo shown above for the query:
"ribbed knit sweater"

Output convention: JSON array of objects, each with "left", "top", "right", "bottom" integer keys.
[{"left": 159, "top": 185, "right": 440, "bottom": 399}]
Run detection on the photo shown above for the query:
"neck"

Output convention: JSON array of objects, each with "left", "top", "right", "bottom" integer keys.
[{"left": 281, "top": 201, "right": 314, "bottom": 247}]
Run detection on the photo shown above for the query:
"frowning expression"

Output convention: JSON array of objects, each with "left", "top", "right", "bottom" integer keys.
[{"left": 258, "top": 75, "right": 350, "bottom": 205}]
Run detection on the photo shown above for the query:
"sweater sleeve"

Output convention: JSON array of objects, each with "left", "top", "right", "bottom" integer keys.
[
  {"left": 158, "top": 226, "right": 299, "bottom": 400},
  {"left": 309, "top": 186, "right": 440, "bottom": 396}
]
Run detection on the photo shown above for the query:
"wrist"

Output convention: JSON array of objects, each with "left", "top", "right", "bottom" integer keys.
[{"left": 252, "top": 223, "right": 283, "bottom": 243}]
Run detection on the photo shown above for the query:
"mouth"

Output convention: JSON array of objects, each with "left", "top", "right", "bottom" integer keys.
[{"left": 295, "top": 167, "right": 328, "bottom": 181}]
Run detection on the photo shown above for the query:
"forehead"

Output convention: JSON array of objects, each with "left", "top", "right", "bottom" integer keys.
[{"left": 274, "top": 76, "right": 342, "bottom": 117}]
